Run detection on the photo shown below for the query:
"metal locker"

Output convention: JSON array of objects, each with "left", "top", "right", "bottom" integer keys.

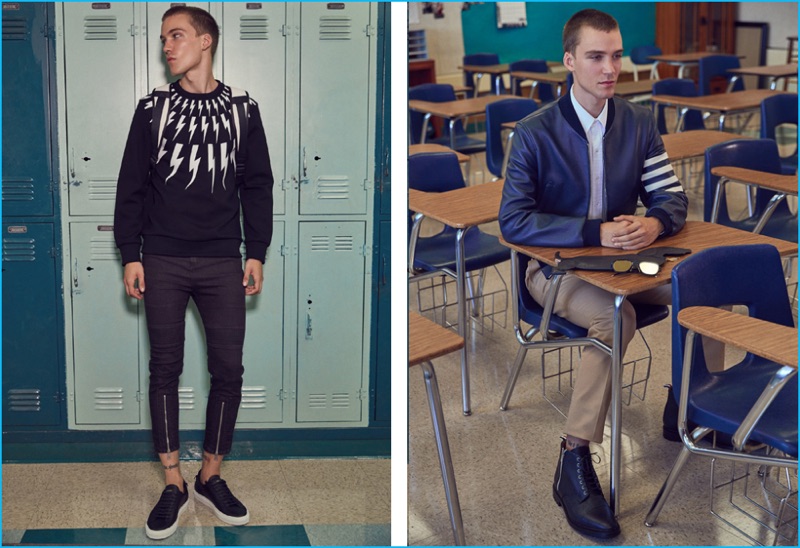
[
  {"left": 298, "top": 3, "right": 371, "bottom": 216},
  {"left": 2, "top": 3, "right": 55, "bottom": 217},
  {"left": 162, "top": 222, "right": 286, "bottom": 427},
  {"left": 62, "top": 3, "right": 137, "bottom": 217},
  {"left": 145, "top": 2, "right": 212, "bottom": 90},
  {"left": 220, "top": 2, "right": 287, "bottom": 216},
  {"left": 2, "top": 222, "right": 62, "bottom": 427},
  {"left": 69, "top": 222, "right": 141, "bottom": 425},
  {"left": 296, "top": 221, "right": 366, "bottom": 423}
]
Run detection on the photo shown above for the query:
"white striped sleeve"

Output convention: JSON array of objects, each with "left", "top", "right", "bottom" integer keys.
[{"left": 641, "top": 151, "right": 683, "bottom": 193}]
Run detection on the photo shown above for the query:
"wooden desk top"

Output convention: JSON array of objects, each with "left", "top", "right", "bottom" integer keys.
[
  {"left": 460, "top": 63, "right": 510, "bottom": 75},
  {"left": 678, "top": 306, "right": 797, "bottom": 368},
  {"left": 614, "top": 79, "right": 657, "bottom": 97},
  {"left": 650, "top": 52, "right": 734, "bottom": 64},
  {"left": 651, "top": 89, "right": 785, "bottom": 112},
  {"left": 409, "top": 144, "right": 470, "bottom": 164},
  {"left": 408, "top": 179, "right": 504, "bottom": 229},
  {"left": 500, "top": 220, "right": 797, "bottom": 296},
  {"left": 510, "top": 71, "right": 568, "bottom": 85},
  {"left": 727, "top": 63, "right": 798, "bottom": 79},
  {"left": 662, "top": 130, "right": 751, "bottom": 162},
  {"left": 710, "top": 166, "right": 799, "bottom": 195},
  {"left": 409, "top": 313, "right": 465, "bottom": 367},
  {"left": 409, "top": 95, "right": 509, "bottom": 118}
]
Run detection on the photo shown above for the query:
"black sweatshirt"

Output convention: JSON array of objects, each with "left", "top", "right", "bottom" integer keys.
[{"left": 114, "top": 81, "right": 274, "bottom": 265}]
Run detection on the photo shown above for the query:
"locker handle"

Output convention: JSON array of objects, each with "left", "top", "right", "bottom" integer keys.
[
  {"left": 302, "top": 146, "right": 307, "bottom": 178},
  {"left": 73, "top": 259, "right": 79, "bottom": 288},
  {"left": 305, "top": 313, "right": 313, "bottom": 340}
]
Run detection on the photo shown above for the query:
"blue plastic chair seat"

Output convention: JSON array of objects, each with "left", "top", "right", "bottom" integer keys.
[
  {"left": 413, "top": 228, "right": 510, "bottom": 273},
  {"left": 690, "top": 357, "right": 798, "bottom": 456}
]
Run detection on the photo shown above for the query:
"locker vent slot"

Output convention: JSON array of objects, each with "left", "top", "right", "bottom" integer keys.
[
  {"left": 2, "top": 17, "right": 27, "bottom": 41},
  {"left": 316, "top": 177, "right": 349, "bottom": 200},
  {"left": 94, "top": 388, "right": 125, "bottom": 410},
  {"left": 8, "top": 389, "right": 41, "bottom": 412},
  {"left": 308, "top": 393, "right": 351, "bottom": 409},
  {"left": 90, "top": 237, "right": 119, "bottom": 261},
  {"left": 178, "top": 387, "right": 195, "bottom": 410},
  {"left": 334, "top": 235, "right": 353, "bottom": 251},
  {"left": 319, "top": 16, "right": 351, "bottom": 41},
  {"left": 2, "top": 238, "right": 36, "bottom": 262},
  {"left": 2, "top": 178, "right": 35, "bottom": 202},
  {"left": 83, "top": 16, "right": 117, "bottom": 40},
  {"left": 310, "top": 236, "right": 329, "bottom": 252},
  {"left": 241, "top": 386, "right": 267, "bottom": 409},
  {"left": 88, "top": 180, "right": 117, "bottom": 201},
  {"left": 239, "top": 15, "right": 268, "bottom": 40}
]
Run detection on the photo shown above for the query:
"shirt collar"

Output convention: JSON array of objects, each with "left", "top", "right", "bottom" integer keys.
[{"left": 570, "top": 85, "right": 608, "bottom": 134}]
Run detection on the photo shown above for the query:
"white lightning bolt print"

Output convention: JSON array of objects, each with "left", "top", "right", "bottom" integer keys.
[
  {"left": 167, "top": 110, "right": 176, "bottom": 128},
  {"left": 188, "top": 101, "right": 196, "bottom": 117},
  {"left": 220, "top": 142, "right": 229, "bottom": 189},
  {"left": 179, "top": 97, "right": 189, "bottom": 113},
  {"left": 165, "top": 143, "right": 184, "bottom": 184},
  {"left": 174, "top": 115, "right": 187, "bottom": 139},
  {"left": 208, "top": 144, "right": 216, "bottom": 193},
  {"left": 157, "top": 137, "right": 168, "bottom": 165},
  {"left": 185, "top": 145, "right": 201, "bottom": 189},
  {"left": 212, "top": 116, "right": 220, "bottom": 142},
  {"left": 201, "top": 116, "right": 209, "bottom": 142},
  {"left": 188, "top": 117, "right": 198, "bottom": 142},
  {"left": 220, "top": 113, "right": 231, "bottom": 139}
]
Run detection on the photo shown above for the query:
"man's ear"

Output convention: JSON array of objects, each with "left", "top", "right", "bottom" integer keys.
[
  {"left": 563, "top": 51, "right": 575, "bottom": 72},
  {"left": 201, "top": 33, "right": 212, "bottom": 52}
]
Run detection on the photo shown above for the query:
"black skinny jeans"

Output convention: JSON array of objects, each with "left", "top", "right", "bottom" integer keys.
[{"left": 143, "top": 254, "right": 245, "bottom": 455}]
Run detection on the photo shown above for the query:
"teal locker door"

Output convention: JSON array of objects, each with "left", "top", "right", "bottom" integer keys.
[
  {"left": 298, "top": 3, "right": 371, "bottom": 216},
  {"left": 146, "top": 2, "right": 211, "bottom": 89},
  {"left": 2, "top": 3, "right": 54, "bottom": 217},
  {"left": 70, "top": 222, "right": 141, "bottom": 425},
  {"left": 63, "top": 3, "right": 136, "bottom": 217},
  {"left": 221, "top": 2, "right": 287, "bottom": 216},
  {"left": 2, "top": 223, "right": 61, "bottom": 426},
  {"left": 239, "top": 221, "right": 285, "bottom": 424},
  {"left": 296, "top": 221, "right": 365, "bottom": 422}
]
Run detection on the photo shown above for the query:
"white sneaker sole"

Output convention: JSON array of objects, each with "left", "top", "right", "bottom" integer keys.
[
  {"left": 145, "top": 497, "right": 188, "bottom": 540},
  {"left": 194, "top": 491, "right": 250, "bottom": 526}
]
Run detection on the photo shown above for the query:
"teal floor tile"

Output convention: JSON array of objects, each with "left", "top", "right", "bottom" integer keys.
[
  {"left": 124, "top": 525, "right": 215, "bottom": 545},
  {"left": 2, "top": 530, "right": 25, "bottom": 545},
  {"left": 19, "top": 528, "right": 127, "bottom": 546},
  {"left": 214, "top": 525, "right": 310, "bottom": 546},
  {"left": 304, "top": 523, "right": 391, "bottom": 546}
]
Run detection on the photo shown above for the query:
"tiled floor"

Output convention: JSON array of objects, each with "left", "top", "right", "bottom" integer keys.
[
  {"left": 2, "top": 458, "right": 390, "bottom": 546},
  {"left": 408, "top": 120, "right": 798, "bottom": 546}
]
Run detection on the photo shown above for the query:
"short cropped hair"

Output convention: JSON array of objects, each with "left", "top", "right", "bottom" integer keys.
[
  {"left": 562, "top": 9, "right": 619, "bottom": 54},
  {"left": 163, "top": 6, "right": 219, "bottom": 56}
]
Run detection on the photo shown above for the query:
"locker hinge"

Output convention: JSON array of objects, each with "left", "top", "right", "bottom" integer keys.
[
  {"left": 360, "top": 245, "right": 371, "bottom": 257},
  {"left": 278, "top": 389, "right": 295, "bottom": 401},
  {"left": 280, "top": 24, "right": 288, "bottom": 37},
  {"left": 41, "top": 24, "right": 55, "bottom": 39},
  {"left": 358, "top": 389, "right": 369, "bottom": 400},
  {"left": 365, "top": 25, "right": 376, "bottom": 37},
  {"left": 129, "top": 25, "right": 139, "bottom": 37},
  {"left": 53, "top": 391, "right": 65, "bottom": 403},
  {"left": 49, "top": 246, "right": 57, "bottom": 259},
  {"left": 281, "top": 178, "right": 298, "bottom": 191},
  {"left": 135, "top": 391, "right": 143, "bottom": 402},
  {"left": 363, "top": 178, "right": 373, "bottom": 190},
  {"left": 49, "top": 180, "right": 58, "bottom": 194}
]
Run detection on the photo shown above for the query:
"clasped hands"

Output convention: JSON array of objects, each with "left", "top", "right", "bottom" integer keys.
[{"left": 600, "top": 215, "right": 664, "bottom": 251}]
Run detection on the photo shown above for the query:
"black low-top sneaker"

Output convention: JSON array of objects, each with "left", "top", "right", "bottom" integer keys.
[
  {"left": 146, "top": 482, "right": 189, "bottom": 540},
  {"left": 194, "top": 474, "right": 250, "bottom": 525}
]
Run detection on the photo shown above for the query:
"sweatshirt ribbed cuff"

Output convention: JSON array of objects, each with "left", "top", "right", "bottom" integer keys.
[
  {"left": 582, "top": 219, "right": 602, "bottom": 247},
  {"left": 119, "top": 244, "right": 142, "bottom": 266},
  {"left": 245, "top": 242, "right": 268, "bottom": 264}
]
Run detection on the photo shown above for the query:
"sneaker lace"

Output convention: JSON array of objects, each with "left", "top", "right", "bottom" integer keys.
[
  {"left": 577, "top": 452, "right": 604, "bottom": 496},
  {"left": 208, "top": 478, "right": 240, "bottom": 507},
  {"left": 153, "top": 488, "right": 181, "bottom": 519}
]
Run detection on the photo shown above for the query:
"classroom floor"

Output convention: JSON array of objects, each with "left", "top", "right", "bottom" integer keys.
[
  {"left": 408, "top": 117, "right": 799, "bottom": 546},
  {"left": 2, "top": 458, "right": 390, "bottom": 546}
]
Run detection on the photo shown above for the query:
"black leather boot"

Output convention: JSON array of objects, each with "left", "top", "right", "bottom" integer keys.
[{"left": 553, "top": 439, "right": 620, "bottom": 539}]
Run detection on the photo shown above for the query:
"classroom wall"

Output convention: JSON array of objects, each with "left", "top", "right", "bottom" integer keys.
[{"left": 738, "top": 2, "right": 797, "bottom": 51}]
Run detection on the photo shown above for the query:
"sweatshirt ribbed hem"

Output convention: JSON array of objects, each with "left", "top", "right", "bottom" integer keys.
[{"left": 143, "top": 235, "right": 243, "bottom": 259}]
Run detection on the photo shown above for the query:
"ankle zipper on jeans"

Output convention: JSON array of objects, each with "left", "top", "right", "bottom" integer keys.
[
  {"left": 164, "top": 394, "right": 171, "bottom": 453},
  {"left": 215, "top": 402, "right": 225, "bottom": 456}
]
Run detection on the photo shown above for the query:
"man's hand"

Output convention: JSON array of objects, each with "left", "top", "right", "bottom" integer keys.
[
  {"left": 123, "top": 262, "right": 145, "bottom": 300},
  {"left": 243, "top": 258, "right": 264, "bottom": 296},
  {"left": 604, "top": 215, "right": 664, "bottom": 250}
]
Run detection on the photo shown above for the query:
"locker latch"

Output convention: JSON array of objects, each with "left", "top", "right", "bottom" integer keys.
[
  {"left": 365, "top": 25, "right": 375, "bottom": 36},
  {"left": 305, "top": 313, "right": 313, "bottom": 340}
]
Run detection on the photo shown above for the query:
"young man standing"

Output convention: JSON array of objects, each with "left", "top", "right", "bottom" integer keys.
[
  {"left": 113, "top": 6, "right": 273, "bottom": 540},
  {"left": 499, "top": 9, "right": 687, "bottom": 539}
]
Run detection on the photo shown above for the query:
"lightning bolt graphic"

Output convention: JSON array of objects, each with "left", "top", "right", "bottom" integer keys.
[
  {"left": 179, "top": 97, "right": 189, "bottom": 113},
  {"left": 225, "top": 144, "right": 236, "bottom": 191},
  {"left": 220, "top": 113, "right": 231, "bottom": 139},
  {"left": 188, "top": 117, "right": 198, "bottom": 142},
  {"left": 165, "top": 143, "right": 184, "bottom": 184},
  {"left": 185, "top": 145, "right": 201, "bottom": 189},
  {"left": 220, "top": 142, "right": 229, "bottom": 190},
  {"left": 188, "top": 101, "right": 196, "bottom": 117},
  {"left": 167, "top": 110, "right": 176, "bottom": 128},
  {"left": 201, "top": 116, "right": 209, "bottom": 142},
  {"left": 212, "top": 116, "right": 220, "bottom": 142},
  {"left": 208, "top": 144, "right": 216, "bottom": 193},
  {"left": 174, "top": 115, "right": 187, "bottom": 139},
  {"left": 144, "top": 99, "right": 154, "bottom": 111},
  {"left": 156, "top": 137, "right": 168, "bottom": 165}
]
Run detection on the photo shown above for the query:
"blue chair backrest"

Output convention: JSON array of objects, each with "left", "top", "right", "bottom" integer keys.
[
  {"left": 703, "top": 138, "right": 786, "bottom": 225},
  {"left": 463, "top": 53, "right": 504, "bottom": 94},
  {"left": 408, "top": 152, "right": 466, "bottom": 237},
  {"left": 630, "top": 44, "right": 662, "bottom": 65},
  {"left": 698, "top": 54, "right": 743, "bottom": 96},
  {"left": 508, "top": 59, "right": 555, "bottom": 102},
  {"left": 760, "top": 93, "right": 798, "bottom": 140},
  {"left": 670, "top": 244, "right": 794, "bottom": 399},
  {"left": 408, "top": 83, "right": 458, "bottom": 145},
  {"left": 485, "top": 98, "right": 538, "bottom": 178},
  {"left": 651, "top": 78, "right": 705, "bottom": 134}
]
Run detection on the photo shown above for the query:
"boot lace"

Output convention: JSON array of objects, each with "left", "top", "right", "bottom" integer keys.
[{"left": 577, "top": 452, "right": 604, "bottom": 497}]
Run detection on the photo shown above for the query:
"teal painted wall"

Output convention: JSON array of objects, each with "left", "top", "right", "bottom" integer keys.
[{"left": 461, "top": 2, "right": 657, "bottom": 63}]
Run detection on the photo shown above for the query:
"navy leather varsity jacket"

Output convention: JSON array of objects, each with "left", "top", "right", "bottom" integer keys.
[{"left": 499, "top": 94, "right": 688, "bottom": 248}]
